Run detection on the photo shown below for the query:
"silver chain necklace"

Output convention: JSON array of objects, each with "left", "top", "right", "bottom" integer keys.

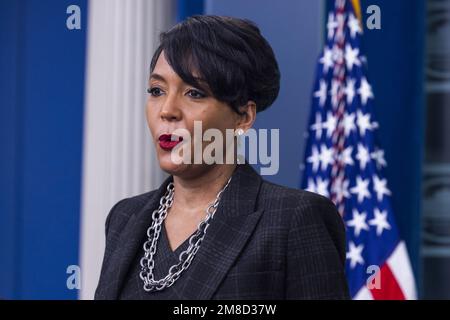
[{"left": 139, "top": 176, "right": 232, "bottom": 292}]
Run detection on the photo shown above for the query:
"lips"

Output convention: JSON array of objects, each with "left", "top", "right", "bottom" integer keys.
[{"left": 158, "top": 134, "right": 183, "bottom": 151}]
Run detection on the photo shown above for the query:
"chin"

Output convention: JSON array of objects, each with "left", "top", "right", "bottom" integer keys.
[{"left": 157, "top": 152, "right": 190, "bottom": 176}]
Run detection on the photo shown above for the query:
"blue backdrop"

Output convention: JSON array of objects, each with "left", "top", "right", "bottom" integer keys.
[
  {"left": 0, "top": 0, "right": 87, "bottom": 299},
  {"left": 352, "top": 0, "right": 426, "bottom": 291}
]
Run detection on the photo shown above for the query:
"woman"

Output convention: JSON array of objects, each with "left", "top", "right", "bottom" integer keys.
[{"left": 95, "top": 15, "right": 349, "bottom": 300}]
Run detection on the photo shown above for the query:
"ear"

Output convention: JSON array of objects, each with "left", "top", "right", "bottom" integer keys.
[{"left": 235, "top": 100, "right": 257, "bottom": 133}]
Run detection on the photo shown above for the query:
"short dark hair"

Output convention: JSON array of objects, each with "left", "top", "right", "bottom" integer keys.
[{"left": 150, "top": 15, "right": 280, "bottom": 114}]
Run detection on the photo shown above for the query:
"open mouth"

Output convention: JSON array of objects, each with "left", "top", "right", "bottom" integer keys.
[{"left": 158, "top": 134, "right": 183, "bottom": 150}]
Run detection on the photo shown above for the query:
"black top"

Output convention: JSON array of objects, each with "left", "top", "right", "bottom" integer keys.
[{"left": 119, "top": 221, "right": 195, "bottom": 299}]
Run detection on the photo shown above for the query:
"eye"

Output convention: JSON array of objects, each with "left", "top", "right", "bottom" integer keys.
[
  {"left": 187, "top": 89, "right": 206, "bottom": 99},
  {"left": 147, "top": 87, "right": 164, "bottom": 97}
]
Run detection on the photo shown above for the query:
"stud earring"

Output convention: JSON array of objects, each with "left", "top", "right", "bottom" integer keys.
[{"left": 235, "top": 128, "right": 244, "bottom": 136}]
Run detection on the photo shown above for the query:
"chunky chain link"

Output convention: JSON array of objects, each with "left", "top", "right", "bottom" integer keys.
[{"left": 139, "top": 176, "right": 232, "bottom": 292}]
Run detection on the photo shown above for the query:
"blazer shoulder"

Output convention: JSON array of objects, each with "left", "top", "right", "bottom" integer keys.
[
  {"left": 259, "top": 181, "right": 347, "bottom": 286},
  {"left": 105, "top": 189, "right": 158, "bottom": 236},
  {"left": 259, "top": 179, "right": 338, "bottom": 212},
  {"left": 258, "top": 179, "right": 345, "bottom": 247}
]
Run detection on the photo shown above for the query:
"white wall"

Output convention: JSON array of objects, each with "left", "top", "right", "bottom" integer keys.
[{"left": 79, "top": 0, "right": 174, "bottom": 299}]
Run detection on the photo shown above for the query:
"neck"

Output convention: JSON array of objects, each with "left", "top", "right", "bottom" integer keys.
[{"left": 171, "top": 164, "right": 237, "bottom": 211}]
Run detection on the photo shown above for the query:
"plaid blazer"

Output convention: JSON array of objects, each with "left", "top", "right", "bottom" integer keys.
[{"left": 95, "top": 163, "right": 350, "bottom": 300}]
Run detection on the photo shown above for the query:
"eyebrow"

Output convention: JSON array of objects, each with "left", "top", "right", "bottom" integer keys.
[
  {"left": 149, "top": 73, "right": 166, "bottom": 82},
  {"left": 149, "top": 72, "right": 212, "bottom": 95}
]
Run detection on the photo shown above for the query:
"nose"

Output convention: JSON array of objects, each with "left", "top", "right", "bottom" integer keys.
[{"left": 160, "top": 93, "right": 182, "bottom": 122}]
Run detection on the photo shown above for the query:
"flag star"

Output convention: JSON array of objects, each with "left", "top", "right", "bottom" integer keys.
[
  {"left": 356, "top": 110, "right": 373, "bottom": 137},
  {"left": 356, "top": 143, "right": 371, "bottom": 170},
  {"left": 332, "top": 45, "right": 344, "bottom": 64},
  {"left": 369, "top": 208, "right": 391, "bottom": 236},
  {"left": 348, "top": 13, "right": 362, "bottom": 38},
  {"left": 373, "top": 175, "right": 392, "bottom": 201},
  {"left": 306, "top": 178, "right": 317, "bottom": 194},
  {"left": 335, "top": 13, "right": 347, "bottom": 43},
  {"left": 320, "top": 47, "right": 334, "bottom": 73},
  {"left": 307, "top": 145, "right": 321, "bottom": 172},
  {"left": 329, "top": 79, "right": 340, "bottom": 108},
  {"left": 331, "top": 177, "right": 351, "bottom": 203},
  {"left": 371, "top": 148, "right": 387, "bottom": 169},
  {"left": 336, "top": 12, "right": 346, "bottom": 26},
  {"left": 358, "top": 77, "right": 374, "bottom": 105},
  {"left": 327, "top": 12, "right": 338, "bottom": 40},
  {"left": 322, "top": 112, "right": 337, "bottom": 138},
  {"left": 350, "top": 176, "right": 371, "bottom": 203},
  {"left": 345, "top": 44, "right": 361, "bottom": 71},
  {"left": 314, "top": 79, "right": 328, "bottom": 107},
  {"left": 345, "top": 78, "right": 356, "bottom": 105},
  {"left": 343, "top": 112, "right": 356, "bottom": 137},
  {"left": 347, "top": 209, "right": 370, "bottom": 237},
  {"left": 347, "top": 242, "right": 364, "bottom": 269},
  {"left": 310, "top": 113, "right": 323, "bottom": 139},
  {"left": 319, "top": 144, "right": 334, "bottom": 171},
  {"left": 340, "top": 146, "right": 354, "bottom": 167},
  {"left": 316, "top": 177, "right": 330, "bottom": 197}
]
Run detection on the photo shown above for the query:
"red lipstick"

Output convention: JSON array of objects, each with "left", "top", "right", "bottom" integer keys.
[{"left": 158, "top": 134, "right": 183, "bottom": 151}]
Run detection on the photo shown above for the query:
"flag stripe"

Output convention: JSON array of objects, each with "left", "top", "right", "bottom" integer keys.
[
  {"left": 369, "top": 263, "right": 405, "bottom": 300},
  {"left": 387, "top": 242, "right": 417, "bottom": 300},
  {"left": 354, "top": 285, "right": 373, "bottom": 300}
]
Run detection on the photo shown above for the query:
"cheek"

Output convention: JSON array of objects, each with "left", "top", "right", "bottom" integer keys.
[
  {"left": 195, "top": 102, "right": 231, "bottom": 126},
  {"left": 205, "top": 109, "right": 236, "bottom": 132},
  {"left": 146, "top": 101, "right": 158, "bottom": 136}
]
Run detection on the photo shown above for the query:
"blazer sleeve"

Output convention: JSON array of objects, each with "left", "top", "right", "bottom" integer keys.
[
  {"left": 94, "top": 198, "right": 130, "bottom": 299},
  {"left": 285, "top": 194, "right": 350, "bottom": 299},
  {"left": 104, "top": 198, "right": 128, "bottom": 239}
]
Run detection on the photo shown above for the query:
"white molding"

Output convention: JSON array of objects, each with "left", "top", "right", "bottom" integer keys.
[{"left": 79, "top": 0, "right": 174, "bottom": 300}]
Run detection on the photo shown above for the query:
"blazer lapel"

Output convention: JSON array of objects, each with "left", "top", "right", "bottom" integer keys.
[
  {"left": 101, "top": 162, "right": 263, "bottom": 300},
  {"left": 176, "top": 163, "right": 264, "bottom": 299},
  {"left": 101, "top": 175, "right": 173, "bottom": 299}
]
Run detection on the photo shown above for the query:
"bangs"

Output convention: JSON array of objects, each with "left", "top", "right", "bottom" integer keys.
[{"left": 152, "top": 34, "right": 211, "bottom": 95}]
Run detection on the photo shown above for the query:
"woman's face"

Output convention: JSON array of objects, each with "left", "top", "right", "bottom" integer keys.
[{"left": 146, "top": 52, "right": 242, "bottom": 178}]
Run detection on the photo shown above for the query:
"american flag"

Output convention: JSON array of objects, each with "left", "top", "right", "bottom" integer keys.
[{"left": 301, "top": 0, "right": 417, "bottom": 299}]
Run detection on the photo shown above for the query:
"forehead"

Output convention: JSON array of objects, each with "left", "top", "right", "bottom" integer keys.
[
  {"left": 150, "top": 50, "right": 204, "bottom": 89},
  {"left": 151, "top": 52, "right": 178, "bottom": 80}
]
